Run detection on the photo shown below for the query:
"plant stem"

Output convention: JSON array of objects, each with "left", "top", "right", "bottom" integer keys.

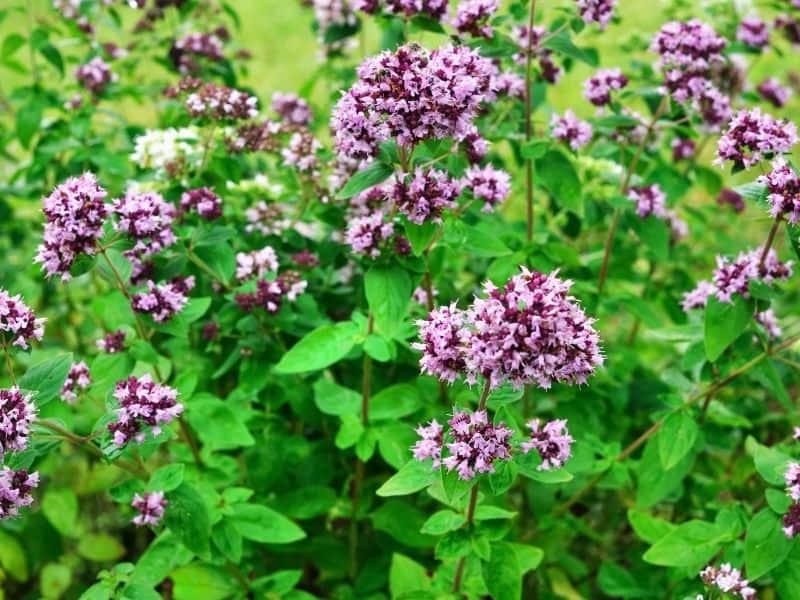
[
  {"left": 451, "top": 380, "right": 493, "bottom": 594},
  {"left": 758, "top": 219, "right": 782, "bottom": 273},
  {"left": 524, "top": 0, "right": 538, "bottom": 242},
  {"left": 552, "top": 334, "right": 800, "bottom": 516},
  {"left": 597, "top": 95, "right": 669, "bottom": 296},
  {"left": 350, "top": 313, "right": 374, "bottom": 580},
  {"left": 1, "top": 342, "right": 18, "bottom": 386}
]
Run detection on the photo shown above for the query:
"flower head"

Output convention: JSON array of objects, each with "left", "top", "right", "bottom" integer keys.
[
  {"left": 699, "top": 564, "right": 756, "bottom": 599},
  {"left": 345, "top": 213, "right": 395, "bottom": 258},
  {"left": 60, "top": 362, "right": 91, "bottom": 404},
  {"left": 583, "top": 68, "right": 628, "bottom": 106},
  {"left": 453, "top": 0, "right": 499, "bottom": 38},
  {"left": 551, "top": 110, "right": 593, "bottom": 150},
  {"left": 412, "top": 304, "right": 468, "bottom": 384},
  {"left": 75, "top": 57, "right": 116, "bottom": 95},
  {"left": 170, "top": 32, "right": 224, "bottom": 73},
  {"left": 235, "top": 272, "right": 307, "bottom": 314},
  {"left": 131, "top": 491, "right": 168, "bottom": 526},
  {"left": 35, "top": 173, "right": 109, "bottom": 280},
  {"left": 627, "top": 184, "right": 667, "bottom": 218},
  {"left": 412, "top": 419, "right": 443, "bottom": 466},
  {"left": 757, "top": 78, "right": 791, "bottom": 108},
  {"left": 132, "top": 277, "right": 195, "bottom": 323},
  {"left": 759, "top": 158, "right": 800, "bottom": 224},
  {"left": 108, "top": 375, "right": 183, "bottom": 447},
  {"left": 180, "top": 187, "right": 222, "bottom": 220},
  {"left": 96, "top": 330, "right": 126, "bottom": 353},
  {"left": 112, "top": 190, "right": 176, "bottom": 260},
  {"left": 717, "top": 188, "right": 745, "bottom": 213},
  {"left": 715, "top": 108, "right": 798, "bottom": 169},
  {"left": 394, "top": 168, "right": 461, "bottom": 224},
  {"left": 236, "top": 246, "right": 280, "bottom": 282},
  {"left": 521, "top": 418, "right": 573, "bottom": 470},
  {"left": 0, "top": 388, "right": 36, "bottom": 457},
  {"left": 271, "top": 92, "right": 313, "bottom": 126},
  {"left": 0, "top": 468, "right": 38, "bottom": 520},
  {"left": 576, "top": 0, "right": 616, "bottom": 29},
  {"left": 737, "top": 16, "right": 769, "bottom": 49},
  {"left": 0, "top": 290, "right": 45, "bottom": 350}
]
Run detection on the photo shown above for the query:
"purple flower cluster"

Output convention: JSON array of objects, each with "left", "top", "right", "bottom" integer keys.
[
  {"left": 132, "top": 491, "right": 168, "bottom": 526},
  {"left": 681, "top": 248, "right": 793, "bottom": 310},
  {"left": 757, "top": 78, "right": 791, "bottom": 108},
  {"left": 0, "top": 289, "right": 45, "bottom": 350},
  {"left": 346, "top": 213, "right": 395, "bottom": 258},
  {"left": 737, "top": 16, "right": 769, "bottom": 49},
  {"left": 60, "top": 361, "right": 91, "bottom": 404},
  {"left": 182, "top": 81, "right": 259, "bottom": 121},
  {"left": 96, "top": 330, "right": 126, "bottom": 353},
  {"left": 170, "top": 32, "right": 224, "bottom": 73},
  {"left": 271, "top": 92, "right": 313, "bottom": 127},
  {"left": 0, "top": 468, "right": 38, "bottom": 520},
  {"left": 576, "top": 0, "right": 616, "bottom": 29},
  {"left": 282, "top": 131, "right": 322, "bottom": 174},
  {"left": 236, "top": 246, "right": 279, "bottom": 281},
  {"left": 521, "top": 418, "right": 573, "bottom": 471},
  {"left": 384, "top": 0, "right": 448, "bottom": 19},
  {"left": 583, "top": 68, "right": 628, "bottom": 106},
  {"left": 245, "top": 201, "right": 291, "bottom": 236},
  {"left": 331, "top": 43, "right": 494, "bottom": 161},
  {"left": 717, "top": 188, "right": 745, "bottom": 213},
  {"left": 491, "top": 70, "right": 525, "bottom": 99},
  {"left": 551, "top": 110, "right": 593, "bottom": 150},
  {"left": 759, "top": 158, "right": 800, "bottom": 224},
  {"left": 756, "top": 308, "right": 782, "bottom": 339},
  {"left": 412, "top": 284, "right": 438, "bottom": 307},
  {"left": 699, "top": 564, "right": 756, "bottom": 599},
  {"left": 180, "top": 187, "right": 222, "bottom": 220},
  {"left": 627, "top": 184, "right": 666, "bottom": 218},
  {"left": 671, "top": 137, "right": 695, "bottom": 161},
  {"left": 462, "top": 164, "right": 511, "bottom": 211},
  {"left": 715, "top": 108, "right": 798, "bottom": 169},
  {"left": 512, "top": 26, "right": 561, "bottom": 83},
  {"left": 132, "top": 277, "right": 195, "bottom": 323},
  {"left": 108, "top": 374, "right": 183, "bottom": 447},
  {"left": 112, "top": 190, "right": 176, "bottom": 261},
  {"left": 413, "top": 409, "right": 512, "bottom": 480},
  {"left": 394, "top": 168, "right": 461, "bottom": 224},
  {"left": 228, "top": 120, "right": 282, "bottom": 154},
  {"left": 75, "top": 57, "right": 116, "bottom": 95},
  {"left": 0, "top": 387, "right": 36, "bottom": 457},
  {"left": 453, "top": 0, "right": 498, "bottom": 38},
  {"left": 414, "top": 268, "right": 603, "bottom": 389},
  {"left": 235, "top": 272, "right": 307, "bottom": 314},
  {"left": 35, "top": 173, "right": 109, "bottom": 280}
]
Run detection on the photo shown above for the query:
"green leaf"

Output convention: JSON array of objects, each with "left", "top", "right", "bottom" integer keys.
[
  {"left": 19, "top": 353, "right": 73, "bottom": 406},
  {"left": 157, "top": 297, "right": 212, "bottom": 337},
  {"left": 185, "top": 394, "right": 255, "bottom": 451},
  {"left": 598, "top": 562, "right": 651, "bottom": 598},
  {"left": 389, "top": 553, "right": 431, "bottom": 598},
  {"left": 211, "top": 520, "right": 242, "bottom": 563},
  {"left": 0, "top": 530, "right": 28, "bottom": 582},
  {"left": 275, "top": 321, "right": 359, "bottom": 374},
  {"left": 16, "top": 96, "right": 44, "bottom": 148},
  {"left": 41, "top": 487, "right": 78, "bottom": 536},
  {"left": 365, "top": 265, "right": 412, "bottom": 339},
  {"left": 658, "top": 412, "right": 699, "bottom": 470},
  {"left": 745, "top": 508, "right": 796, "bottom": 580},
  {"left": 364, "top": 334, "right": 393, "bottom": 362},
  {"left": 369, "top": 384, "right": 420, "bottom": 421},
  {"left": 483, "top": 542, "right": 522, "bottom": 600},
  {"left": 165, "top": 484, "right": 211, "bottom": 557},
  {"left": 535, "top": 150, "right": 582, "bottom": 215},
  {"left": 148, "top": 464, "right": 185, "bottom": 492},
  {"left": 404, "top": 221, "right": 438, "bottom": 256},
  {"left": 230, "top": 503, "right": 306, "bottom": 544},
  {"left": 543, "top": 30, "right": 598, "bottom": 66},
  {"left": 704, "top": 296, "right": 751, "bottom": 361},
  {"left": 373, "top": 500, "right": 436, "bottom": 548},
  {"left": 420, "top": 510, "right": 466, "bottom": 535},
  {"left": 628, "top": 510, "right": 675, "bottom": 544},
  {"left": 312, "top": 377, "right": 360, "bottom": 417},
  {"left": 129, "top": 532, "right": 194, "bottom": 588},
  {"left": 474, "top": 505, "right": 517, "bottom": 521},
  {"left": 170, "top": 564, "right": 238, "bottom": 600},
  {"left": 636, "top": 436, "right": 695, "bottom": 508},
  {"left": 643, "top": 520, "right": 726, "bottom": 568},
  {"left": 511, "top": 543, "right": 544, "bottom": 574},
  {"left": 41, "top": 563, "right": 72, "bottom": 600},
  {"left": 336, "top": 161, "right": 394, "bottom": 200},
  {"left": 193, "top": 244, "right": 236, "bottom": 284},
  {"left": 377, "top": 460, "right": 438, "bottom": 497},
  {"left": 77, "top": 534, "right": 125, "bottom": 562},
  {"left": 748, "top": 437, "right": 791, "bottom": 486},
  {"left": 2, "top": 34, "right": 25, "bottom": 59}
]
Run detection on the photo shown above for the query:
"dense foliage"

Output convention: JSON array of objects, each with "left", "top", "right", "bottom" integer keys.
[{"left": 2, "top": 0, "right": 800, "bottom": 598}]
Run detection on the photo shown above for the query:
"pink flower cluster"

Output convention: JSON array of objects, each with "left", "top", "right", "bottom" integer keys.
[
  {"left": 245, "top": 201, "right": 291, "bottom": 236},
  {"left": 346, "top": 213, "right": 395, "bottom": 258},
  {"left": 96, "top": 330, "right": 126, "bottom": 353},
  {"left": 737, "top": 16, "right": 769, "bottom": 49},
  {"left": 182, "top": 81, "right": 259, "bottom": 121},
  {"left": 0, "top": 468, "right": 38, "bottom": 520},
  {"left": 394, "top": 168, "right": 461, "bottom": 224},
  {"left": 235, "top": 246, "right": 279, "bottom": 281},
  {"left": 331, "top": 43, "right": 494, "bottom": 161},
  {"left": 0, "top": 387, "right": 36, "bottom": 457},
  {"left": 108, "top": 375, "right": 184, "bottom": 447},
  {"left": 75, "top": 57, "right": 116, "bottom": 95},
  {"left": 112, "top": 190, "right": 177, "bottom": 263},
  {"left": 583, "top": 68, "right": 628, "bottom": 106},
  {"left": 759, "top": 158, "right": 800, "bottom": 224},
  {"left": 521, "top": 418, "right": 573, "bottom": 471},
  {"left": 681, "top": 248, "right": 793, "bottom": 309},
  {"left": 715, "top": 108, "right": 798, "bottom": 169},
  {"left": 463, "top": 164, "right": 511, "bottom": 211},
  {"left": 671, "top": 138, "right": 695, "bottom": 161},
  {"left": 379, "top": 0, "right": 448, "bottom": 19},
  {"left": 60, "top": 361, "right": 91, "bottom": 404},
  {"left": 180, "top": 187, "right": 222, "bottom": 220},
  {"left": 271, "top": 92, "right": 313, "bottom": 127},
  {"left": 170, "top": 32, "right": 224, "bottom": 73},
  {"left": 413, "top": 409, "right": 513, "bottom": 480},
  {"left": 699, "top": 564, "right": 756, "bottom": 599},
  {"left": 551, "top": 110, "right": 593, "bottom": 150},
  {"left": 576, "top": 0, "right": 616, "bottom": 29},
  {"left": 35, "top": 173, "right": 109, "bottom": 280},
  {"left": 132, "top": 277, "right": 195, "bottom": 323},
  {"left": 235, "top": 272, "right": 307, "bottom": 314},
  {"left": 757, "top": 78, "right": 791, "bottom": 108},
  {"left": 0, "top": 289, "right": 45, "bottom": 350},
  {"left": 627, "top": 184, "right": 666, "bottom": 218},
  {"left": 282, "top": 131, "right": 322, "bottom": 174},
  {"left": 131, "top": 491, "right": 168, "bottom": 526},
  {"left": 414, "top": 268, "right": 603, "bottom": 389},
  {"left": 453, "top": 0, "right": 499, "bottom": 39}
]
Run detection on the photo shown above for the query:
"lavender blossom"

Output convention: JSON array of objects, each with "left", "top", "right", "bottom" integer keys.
[
  {"left": 627, "top": 184, "right": 667, "bottom": 218},
  {"left": 759, "top": 157, "right": 800, "bottom": 224},
  {"left": 281, "top": 131, "right": 323, "bottom": 174},
  {"left": 170, "top": 32, "right": 224, "bottom": 73},
  {"left": 0, "top": 388, "right": 36, "bottom": 457},
  {"left": 178, "top": 80, "right": 258, "bottom": 121},
  {"left": 512, "top": 26, "right": 562, "bottom": 83},
  {"left": 345, "top": 213, "right": 395, "bottom": 258},
  {"left": 576, "top": 0, "right": 616, "bottom": 29},
  {"left": 0, "top": 290, "right": 46, "bottom": 350},
  {"left": 394, "top": 168, "right": 461, "bottom": 224},
  {"left": 132, "top": 491, "right": 168, "bottom": 526},
  {"left": 35, "top": 173, "right": 109, "bottom": 280},
  {"left": 551, "top": 110, "right": 593, "bottom": 150},
  {"left": 385, "top": 0, "right": 448, "bottom": 19},
  {"left": 235, "top": 246, "right": 280, "bottom": 281},
  {"left": 412, "top": 285, "right": 438, "bottom": 307},
  {"left": 180, "top": 187, "right": 222, "bottom": 220},
  {"left": 737, "top": 16, "right": 769, "bottom": 49},
  {"left": 75, "top": 57, "right": 117, "bottom": 95},
  {"left": 271, "top": 92, "right": 313, "bottom": 126},
  {"left": 786, "top": 461, "right": 800, "bottom": 501},
  {"left": 132, "top": 277, "right": 195, "bottom": 323},
  {"left": 412, "top": 419, "right": 443, "bottom": 466},
  {"left": 672, "top": 138, "right": 696, "bottom": 161},
  {"left": 715, "top": 108, "right": 798, "bottom": 169},
  {"left": 60, "top": 362, "right": 91, "bottom": 404},
  {"left": 453, "top": 0, "right": 498, "bottom": 38},
  {"left": 583, "top": 68, "right": 628, "bottom": 106},
  {"left": 245, "top": 201, "right": 291, "bottom": 236},
  {"left": 0, "top": 468, "right": 38, "bottom": 520},
  {"left": 96, "top": 330, "right": 126, "bottom": 353},
  {"left": 757, "top": 77, "right": 791, "bottom": 108},
  {"left": 108, "top": 375, "right": 183, "bottom": 447},
  {"left": 412, "top": 304, "right": 468, "bottom": 384},
  {"left": 463, "top": 164, "right": 510, "bottom": 211},
  {"left": 756, "top": 308, "right": 782, "bottom": 339},
  {"left": 112, "top": 190, "right": 176, "bottom": 260},
  {"left": 520, "top": 418, "right": 573, "bottom": 470}
]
